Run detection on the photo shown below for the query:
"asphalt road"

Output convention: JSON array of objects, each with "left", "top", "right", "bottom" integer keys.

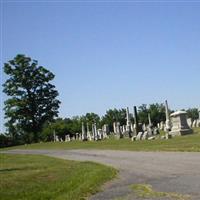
[{"left": 3, "top": 149, "right": 200, "bottom": 200}]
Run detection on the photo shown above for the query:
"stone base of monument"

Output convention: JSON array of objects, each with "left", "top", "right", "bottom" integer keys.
[{"left": 170, "top": 128, "right": 193, "bottom": 136}]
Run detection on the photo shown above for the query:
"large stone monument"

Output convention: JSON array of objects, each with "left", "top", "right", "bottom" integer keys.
[{"left": 170, "top": 111, "right": 193, "bottom": 136}]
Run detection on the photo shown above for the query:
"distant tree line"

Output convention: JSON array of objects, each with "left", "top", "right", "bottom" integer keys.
[{"left": 1, "top": 54, "right": 199, "bottom": 147}]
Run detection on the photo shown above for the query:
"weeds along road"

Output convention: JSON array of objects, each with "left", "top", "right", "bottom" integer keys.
[{"left": 3, "top": 149, "right": 200, "bottom": 200}]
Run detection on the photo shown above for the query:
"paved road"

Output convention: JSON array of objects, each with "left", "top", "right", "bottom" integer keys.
[{"left": 3, "top": 149, "right": 200, "bottom": 200}]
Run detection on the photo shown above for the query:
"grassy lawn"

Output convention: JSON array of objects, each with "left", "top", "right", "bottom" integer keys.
[
  {"left": 2, "top": 128, "right": 200, "bottom": 152},
  {"left": 0, "top": 154, "right": 117, "bottom": 200}
]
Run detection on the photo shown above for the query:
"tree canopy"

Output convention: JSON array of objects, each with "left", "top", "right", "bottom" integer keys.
[{"left": 3, "top": 54, "right": 60, "bottom": 143}]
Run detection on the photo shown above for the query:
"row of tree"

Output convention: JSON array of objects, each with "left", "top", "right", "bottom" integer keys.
[{"left": 1, "top": 55, "right": 199, "bottom": 147}]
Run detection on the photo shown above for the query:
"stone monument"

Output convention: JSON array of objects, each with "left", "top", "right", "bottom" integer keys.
[
  {"left": 82, "top": 122, "right": 87, "bottom": 141},
  {"left": 133, "top": 106, "right": 139, "bottom": 135},
  {"left": 148, "top": 113, "right": 152, "bottom": 127},
  {"left": 170, "top": 111, "right": 193, "bottom": 136},
  {"left": 165, "top": 100, "right": 172, "bottom": 131},
  {"left": 126, "top": 107, "right": 132, "bottom": 137}
]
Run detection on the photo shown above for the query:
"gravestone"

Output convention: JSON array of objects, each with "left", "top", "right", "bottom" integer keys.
[
  {"left": 133, "top": 106, "right": 139, "bottom": 135},
  {"left": 192, "top": 120, "right": 197, "bottom": 128},
  {"left": 165, "top": 100, "right": 172, "bottom": 131},
  {"left": 142, "top": 131, "right": 148, "bottom": 140},
  {"left": 153, "top": 127, "right": 159, "bottom": 135},
  {"left": 187, "top": 118, "right": 192, "bottom": 128},
  {"left": 147, "top": 126, "right": 152, "bottom": 136},
  {"left": 82, "top": 122, "right": 87, "bottom": 141},
  {"left": 65, "top": 135, "right": 71, "bottom": 142},
  {"left": 93, "top": 123, "right": 98, "bottom": 140},
  {"left": 116, "top": 122, "right": 123, "bottom": 138},
  {"left": 197, "top": 120, "right": 200, "bottom": 127},
  {"left": 130, "top": 123, "right": 134, "bottom": 132},
  {"left": 102, "top": 124, "right": 109, "bottom": 139},
  {"left": 142, "top": 124, "right": 147, "bottom": 132},
  {"left": 148, "top": 113, "right": 152, "bottom": 127},
  {"left": 126, "top": 107, "right": 131, "bottom": 137},
  {"left": 113, "top": 122, "right": 117, "bottom": 134},
  {"left": 55, "top": 135, "right": 59, "bottom": 142},
  {"left": 160, "top": 121, "right": 164, "bottom": 130},
  {"left": 122, "top": 125, "right": 126, "bottom": 134},
  {"left": 97, "top": 129, "right": 103, "bottom": 140},
  {"left": 86, "top": 123, "right": 92, "bottom": 141},
  {"left": 136, "top": 132, "right": 143, "bottom": 140},
  {"left": 170, "top": 111, "right": 193, "bottom": 136}
]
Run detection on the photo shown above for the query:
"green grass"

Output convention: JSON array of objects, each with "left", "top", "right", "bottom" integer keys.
[
  {"left": 2, "top": 128, "right": 200, "bottom": 152},
  {"left": 0, "top": 154, "right": 117, "bottom": 200},
  {"left": 131, "top": 184, "right": 190, "bottom": 200}
]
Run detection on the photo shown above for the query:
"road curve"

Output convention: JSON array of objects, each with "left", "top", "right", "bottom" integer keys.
[{"left": 2, "top": 149, "right": 200, "bottom": 200}]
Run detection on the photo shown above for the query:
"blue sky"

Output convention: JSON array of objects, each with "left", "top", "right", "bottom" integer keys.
[{"left": 1, "top": 1, "right": 200, "bottom": 131}]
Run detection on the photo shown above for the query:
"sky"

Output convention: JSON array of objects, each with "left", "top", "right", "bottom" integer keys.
[{"left": 0, "top": 1, "right": 200, "bottom": 132}]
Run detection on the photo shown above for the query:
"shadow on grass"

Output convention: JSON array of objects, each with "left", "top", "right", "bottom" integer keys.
[{"left": 0, "top": 166, "right": 37, "bottom": 173}]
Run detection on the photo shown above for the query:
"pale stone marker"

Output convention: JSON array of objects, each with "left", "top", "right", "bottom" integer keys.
[
  {"left": 142, "top": 124, "right": 147, "bottom": 131},
  {"left": 86, "top": 123, "right": 92, "bottom": 141},
  {"left": 136, "top": 132, "right": 143, "bottom": 140},
  {"left": 160, "top": 121, "right": 164, "bottom": 130},
  {"left": 187, "top": 118, "right": 192, "bottom": 128},
  {"left": 142, "top": 131, "right": 148, "bottom": 140},
  {"left": 192, "top": 120, "right": 197, "bottom": 128},
  {"left": 126, "top": 107, "right": 131, "bottom": 135},
  {"left": 165, "top": 100, "right": 172, "bottom": 131},
  {"left": 55, "top": 135, "right": 59, "bottom": 142},
  {"left": 170, "top": 111, "right": 193, "bottom": 136},
  {"left": 82, "top": 122, "right": 87, "bottom": 141},
  {"left": 93, "top": 123, "right": 98, "bottom": 140},
  {"left": 65, "top": 135, "right": 71, "bottom": 142},
  {"left": 113, "top": 122, "right": 117, "bottom": 134},
  {"left": 148, "top": 113, "right": 152, "bottom": 127}
]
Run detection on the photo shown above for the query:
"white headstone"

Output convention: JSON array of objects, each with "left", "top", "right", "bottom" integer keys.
[
  {"left": 187, "top": 118, "right": 192, "bottom": 128},
  {"left": 136, "top": 132, "right": 143, "bottom": 140}
]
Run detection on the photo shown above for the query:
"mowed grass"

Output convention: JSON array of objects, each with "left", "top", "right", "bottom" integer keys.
[
  {"left": 0, "top": 154, "right": 117, "bottom": 200},
  {"left": 2, "top": 128, "right": 200, "bottom": 152}
]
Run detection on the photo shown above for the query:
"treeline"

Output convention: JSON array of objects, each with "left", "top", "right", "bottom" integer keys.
[{"left": 1, "top": 105, "right": 199, "bottom": 147}]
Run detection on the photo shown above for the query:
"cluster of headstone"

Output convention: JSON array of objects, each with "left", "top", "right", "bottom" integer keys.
[
  {"left": 113, "top": 101, "right": 198, "bottom": 141},
  {"left": 188, "top": 117, "right": 200, "bottom": 128},
  {"left": 53, "top": 132, "right": 82, "bottom": 142},
  {"left": 53, "top": 123, "right": 110, "bottom": 142},
  {"left": 82, "top": 122, "right": 109, "bottom": 141},
  {"left": 112, "top": 107, "right": 160, "bottom": 141},
  {"left": 53, "top": 103, "right": 199, "bottom": 142}
]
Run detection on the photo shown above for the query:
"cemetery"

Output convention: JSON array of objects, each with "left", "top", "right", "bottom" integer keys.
[
  {"left": 1, "top": 2, "right": 200, "bottom": 200},
  {"left": 51, "top": 100, "right": 199, "bottom": 145}
]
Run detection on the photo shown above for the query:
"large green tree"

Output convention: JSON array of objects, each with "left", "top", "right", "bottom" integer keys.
[
  {"left": 101, "top": 108, "right": 126, "bottom": 131},
  {"left": 186, "top": 108, "right": 199, "bottom": 121},
  {"left": 3, "top": 54, "right": 60, "bottom": 143},
  {"left": 138, "top": 103, "right": 166, "bottom": 126}
]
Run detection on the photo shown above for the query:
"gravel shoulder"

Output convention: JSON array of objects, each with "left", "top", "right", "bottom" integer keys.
[{"left": 2, "top": 149, "right": 200, "bottom": 200}]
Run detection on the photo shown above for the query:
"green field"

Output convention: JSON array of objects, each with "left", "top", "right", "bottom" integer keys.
[
  {"left": 0, "top": 154, "right": 117, "bottom": 200},
  {"left": 3, "top": 128, "right": 200, "bottom": 152}
]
